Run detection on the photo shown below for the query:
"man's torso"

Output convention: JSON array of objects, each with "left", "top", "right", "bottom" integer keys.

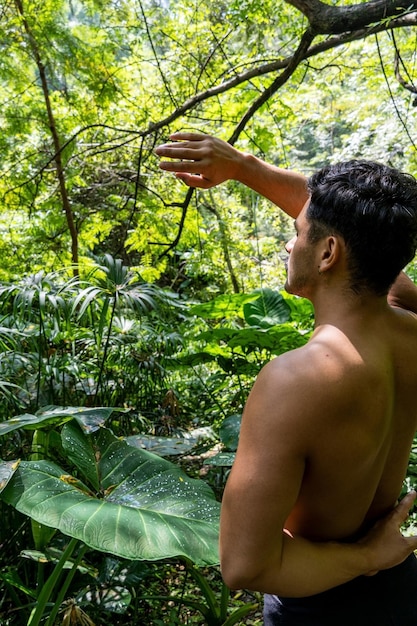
[{"left": 283, "top": 304, "right": 417, "bottom": 541}]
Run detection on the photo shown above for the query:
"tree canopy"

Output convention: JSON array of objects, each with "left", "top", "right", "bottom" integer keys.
[{"left": 0, "top": 0, "right": 416, "bottom": 291}]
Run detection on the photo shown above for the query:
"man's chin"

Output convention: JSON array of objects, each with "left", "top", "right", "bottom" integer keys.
[
  {"left": 284, "top": 280, "right": 309, "bottom": 300},
  {"left": 284, "top": 279, "right": 294, "bottom": 295}
]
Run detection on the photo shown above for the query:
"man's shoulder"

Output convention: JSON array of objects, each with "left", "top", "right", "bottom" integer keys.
[
  {"left": 257, "top": 328, "right": 367, "bottom": 419},
  {"left": 258, "top": 335, "right": 352, "bottom": 397},
  {"left": 265, "top": 327, "right": 356, "bottom": 375},
  {"left": 247, "top": 341, "right": 354, "bottom": 446}
]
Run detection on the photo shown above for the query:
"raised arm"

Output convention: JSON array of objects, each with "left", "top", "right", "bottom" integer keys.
[{"left": 155, "top": 132, "right": 309, "bottom": 219}]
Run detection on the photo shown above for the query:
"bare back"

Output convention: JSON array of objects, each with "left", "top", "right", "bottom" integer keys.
[
  {"left": 285, "top": 305, "right": 417, "bottom": 542},
  {"left": 220, "top": 293, "right": 417, "bottom": 595}
]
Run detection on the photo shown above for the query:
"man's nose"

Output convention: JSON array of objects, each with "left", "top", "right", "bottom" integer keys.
[{"left": 285, "top": 236, "right": 296, "bottom": 253}]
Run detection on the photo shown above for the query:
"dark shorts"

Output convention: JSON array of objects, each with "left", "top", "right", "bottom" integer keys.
[{"left": 263, "top": 553, "right": 417, "bottom": 625}]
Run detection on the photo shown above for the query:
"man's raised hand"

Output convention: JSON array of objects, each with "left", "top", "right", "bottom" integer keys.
[{"left": 155, "top": 132, "right": 242, "bottom": 188}]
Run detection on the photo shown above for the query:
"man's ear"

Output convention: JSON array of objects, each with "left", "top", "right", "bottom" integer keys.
[{"left": 318, "top": 235, "right": 344, "bottom": 273}]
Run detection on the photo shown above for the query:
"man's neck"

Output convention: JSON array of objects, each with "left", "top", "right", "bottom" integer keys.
[{"left": 311, "top": 288, "right": 389, "bottom": 330}]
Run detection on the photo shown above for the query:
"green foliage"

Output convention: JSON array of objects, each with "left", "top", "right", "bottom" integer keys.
[
  {"left": 175, "top": 288, "right": 311, "bottom": 426},
  {"left": 0, "top": 416, "right": 220, "bottom": 566},
  {"left": 0, "top": 0, "right": 414, "bottom": 288},
  {"left": 0, "top": 406, "right": 222, "bottom": 624},
  {"left": 243, "top": 288, "right": 291, "bottom": 327},
  {"left": 0, "top": 256, "right": 179, "bottom": 423},
  {"left": 218, "top": 415, "right": 241, "bottom": 453}
]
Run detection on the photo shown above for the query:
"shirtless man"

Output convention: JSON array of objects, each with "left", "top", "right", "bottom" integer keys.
[{"left": 156, "top": 133, "right": 417, "bottom": 624}]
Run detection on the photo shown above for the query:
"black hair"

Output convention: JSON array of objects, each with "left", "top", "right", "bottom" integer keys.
[{"left": 307, "top": 160, "right": 417, "bottom": 295}]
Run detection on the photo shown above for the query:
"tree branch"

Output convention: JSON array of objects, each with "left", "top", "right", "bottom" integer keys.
[
  {"left": 229, "top": 27, "right": 316, "bottom": 144},
  {"left": 394, "top": 51, "right": 417, "bottom": 95},
  {"left": 152, "top": 5, "right": 417, "bottom": 258},
  {"left": 157, "top": 187, "right": 195, "bottom": 260},
  {"left": 286, "top": 0, "right": 415, "bottom": 34},
  {"left": 7, "top": 8, "right": 417, "bottom": 193}
]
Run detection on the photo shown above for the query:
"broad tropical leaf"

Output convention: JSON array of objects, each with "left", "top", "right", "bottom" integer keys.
[
  {"left": 196, "top": 325, "right": 307, "bottom": 358},
  {"left": 204, "top": 452, "right": 236, "bottom": 467},
  {"left": 219, "top": 414, "right": 241, "bottom": 452},
  {"left": 243, "top": 289, "right": 291, "bottom": 328},
  {"left": 227, "top": 325, "right": 308, "bottom": 354},
  {"left": 127, "top": 426, "right": 215, "bottom": 457},
  {"left": 0, "top": 406, "right": 123, "bottom": 436},
  {"left": 190, "top": 293, "right": 257, "bottom": 320},
  {"left": 1, "top": 423, "right": 220, "bottom": 565}
]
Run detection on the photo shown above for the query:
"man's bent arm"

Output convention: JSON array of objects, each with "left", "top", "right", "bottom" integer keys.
[
  {"left": 221, "top": 495, "right": 417, "bottom": 597},
  {"left": 156, "top": 132, "right": 309, "bottom": 218},
  {"left": 388, "top": 271, "right": 417, "bottom": 315}
]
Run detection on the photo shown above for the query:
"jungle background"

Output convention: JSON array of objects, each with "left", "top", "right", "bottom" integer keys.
[{"left": 1, "top": 0, "right": 417, "bottom": 624}]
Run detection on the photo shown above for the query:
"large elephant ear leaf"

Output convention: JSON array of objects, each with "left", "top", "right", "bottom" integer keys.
[
  {"left": 61, "top": 421, "right": 101, "bottom": 492},
  {"left": 0, "top": 406, "right": 123, "bottom": 437},
  {"left": 39, "top": 405, "right": 123, "bottom": 433},
  {"left": 1, "top": 427, "right": 220, "bottom": 566},
  {"left": 243, "top": 288, "right": 291, "bottom": 328}
]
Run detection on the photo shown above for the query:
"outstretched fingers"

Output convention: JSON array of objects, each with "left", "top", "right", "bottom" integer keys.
[
  {"left": 174, "top": 172, "right": 214, "bottom": 188},
  {"left": 155, "top": 133, "right": 207, "bottom": 163},
  {"left": 155, "top": 147, "right": 204, "bottom": 168},
  {"left": 168, "top": 132, "right": 208, "bottom": 142},
  {"left": 155, "top": 135, "right": 208, "bottom": 183},
  {"left": 155, "top": 132, "right": 238, "bottom": 188}
]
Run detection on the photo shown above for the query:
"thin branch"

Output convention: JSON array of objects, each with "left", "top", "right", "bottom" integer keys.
[
  {"left": 375, "top": 33, "right": 417, "bottom": 149},
  {"left": 195, "top": 28, "right": 235, "bottom": 93},
  {"left": 393, "top": 33, "right": 417, "bottom": 94},
  {"left": 228, "top": 27, "right": 316, "bottom": 145},
  {"left": 204, "top": 193, "right": 241, "bottom": 293},
  {"left": 157, "top": 187, "right": 195, "bottom": 260},
  {"left": 137, "top": 0, "right": 178, "bottom": 108}
]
